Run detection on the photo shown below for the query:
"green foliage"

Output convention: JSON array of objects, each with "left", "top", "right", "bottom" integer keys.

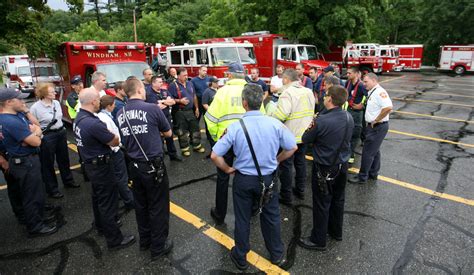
[
  {"left": 136, "top": 12, "right": 176, "bottom": 44},
  {"left": 160, "top": 0, "right": 211, "bottom": 44},
  {"left": 108, "top": 24, "right": 135, "bottom": 42},
  {"left": 43, "top": 10, "right": 83, "bottom": 33},
  {"left": 190, "top": 0, "right": 241, "bottom": 41},
  {"left": 69, "top": 21, "right": 109, "bottom": 42}
]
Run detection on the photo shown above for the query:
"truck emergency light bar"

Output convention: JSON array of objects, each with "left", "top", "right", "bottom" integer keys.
[
  {"left": 70, "top": 44, "right": 144, "bottom": 51},
  {"left": 8, "top": 56, "right": 28, "bottom": 63}
]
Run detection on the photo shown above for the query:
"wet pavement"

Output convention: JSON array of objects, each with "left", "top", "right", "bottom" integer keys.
[{"left": 0, "top": 71, "right": 473, "bottom": 274}]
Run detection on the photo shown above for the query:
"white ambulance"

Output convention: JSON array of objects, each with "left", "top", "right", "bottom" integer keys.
[
  {"left": 0, "top": 55, "right": 34, "bottom": 98},
  {"left": 439, "top": 45, "right": 474, "bottom": 75}
]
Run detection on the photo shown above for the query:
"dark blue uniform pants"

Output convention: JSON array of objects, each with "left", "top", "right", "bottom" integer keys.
[
  {"left": 129, "top": 161, "right": 170, "bottom": 255},
  {"left": 8, "top": 155, "right": 45, "bottom": 233},
  {"left": 232, "top": 172, "right": 284, "bottom": 264},
  {"left": 348, "top": 109, "right": 363, "bottom": 158},
  {"left": 163, "top": 115, "right": 178, "bottom": 157},
  {"left": 2, "top": 163, "right": 25, "bottom": 221},
  {"left": 40, "top": 129, "right": 75, "bottom": 195},
  {"left": 358, "top": 122, "right": 389, "bottom": 181},
  {"left": 311, "top": 162, "right": 347, "bottom": 246},
  {"left": 111, "top": 150, "right": 134, "bottom": 207},
  {"left": 84, "top": 161, "right": 123, "bottom": 247},
  {"left": 279, "top": 143, "right": 307, "bottom": 201},
  {"left": 214, "top": 150, "right": 234, "bottom": 220}
]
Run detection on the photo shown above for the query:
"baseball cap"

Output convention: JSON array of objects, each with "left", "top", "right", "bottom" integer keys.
[
  {"left": 209, "top": 77, "right": 219, "bottom": 83},
  {"left": 226, "top": 62, "right": 244, "bottom": 74},
  {"left": 323, "top": 66, "right": 335, "bottom": 73},
  {"left": 70, "top": 75, "right": 83, "bottom": 85},
  {"left": 0, "top": 88, "right": 22, "bottom": 101}
]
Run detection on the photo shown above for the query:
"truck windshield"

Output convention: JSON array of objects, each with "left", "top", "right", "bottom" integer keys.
[
  {"left": 96, "top": 62, "right": 150, "bottom": 84},
  {"left": 31, "top": 66, "right": 59, "bottom": 77},
  {"left": 17, "top": 66, "right": 31, "bottom": 76},
  {"left": 298, "top": 46, "right": 318, "bottom": 61},
  {"left": 210, "top": 47, "right": 256, "bottom": 66}
]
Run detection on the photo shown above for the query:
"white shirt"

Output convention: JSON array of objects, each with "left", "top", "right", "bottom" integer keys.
[
  {"left": 365, "top": 84, "right": 393, "bottom": 123},
  {"left": 30, "top": 100, "right": 64, "bottom": 130},
  {"left": 97, "top": 110, "right": 121, "bottom": 152},
  {"left": 270, "top": 75, "right": 283, "bottom": 92}
]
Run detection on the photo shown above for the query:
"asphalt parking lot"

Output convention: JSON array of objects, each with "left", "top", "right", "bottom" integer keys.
[{"left": 0, "top": 71, "right": 473, "bottom": 274}]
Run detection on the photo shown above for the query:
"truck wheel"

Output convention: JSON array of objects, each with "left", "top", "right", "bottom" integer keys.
[
  {"left": 454, "top": 65, "right": 465, "bottom": 75},
  {"left": 360, "top": 66, "right": 372, "bottom": 75}
]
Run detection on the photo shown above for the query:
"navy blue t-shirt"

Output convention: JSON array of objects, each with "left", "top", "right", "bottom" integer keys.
[
  {"left": 168, "top": 81, "right": 195, "bottom": 110},
  {"left": 116, "top": 99, "right": 171, "bottom": 161},
  {"left": 112, "top": 97, "right": 127, "bottom": 119},
  {"left": 74, "top": 109, "right": 115, "bottom": 162},
  {"left": 346, "top": 80, "right": 367, "bottom": 106},
  {"left": 191, "top": 76, "right": 210, "bottom": 98},
  {"left": 145, "top": 87, "right": 172, "bottom": 117},
  {"left": 0, "top": 112, "right": 38, "bottom": 157},
  {"left": 202, "top": 87, "right": 217, "bottom": 106},
  {"left": 246, "top": 77, "right": 269, "bottom": 92}
]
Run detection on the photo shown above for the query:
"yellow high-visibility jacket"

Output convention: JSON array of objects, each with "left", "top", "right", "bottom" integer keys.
[
  {"left": 271, "top": 81, "right": 315, "bottom": 143},
  {"left": 205, "top": 79, "right": 247, "bottom": 141}
]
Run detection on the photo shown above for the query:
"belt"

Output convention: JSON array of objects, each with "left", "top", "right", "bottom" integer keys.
[
  {"left": 11, "top": 152, "right": 38, "bottom": 158},
  {"left": 131, "top": 156, "right": 163, "bottom": 164},
  {"left": 367, "top": 121, "right": 388, "bottom": 127},
  {"left": 83, "top": 154, "right": 111, "bottom": 164},
  {"left": 44, "top": 127, "right": 65, "bottom": 134}
]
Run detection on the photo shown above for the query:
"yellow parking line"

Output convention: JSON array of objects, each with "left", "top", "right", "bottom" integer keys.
[
  {"left": 393, "top": 98, "right": 474, "bottom": 108},
  {"left": 304, "top": 155, "right": 474, "bottom": 206},
  {"left": 170, "top": 203, "right": 288, "bottom": 274},
  {"left": 68, "top": 139, "right": 288, "bottom": 273},
  {"left": 388, "top": 89, "right": 474, "bottom": 99},
  {"left": 393, "top": 111, "right": 474, "bottom": 124},
  {"left": 388, "top": 129, "right": 474, "bottom": 148},
  {"left": 379, "top": 75, "right": 406, "bottom": 83}
]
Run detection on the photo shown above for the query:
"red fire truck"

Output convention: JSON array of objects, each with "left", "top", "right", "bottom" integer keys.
[
  {"left": 393, "top": 44, "right": 423, "bottom": 71},
  {"left": 166, "top": 42, "right": 258, "bottom": 81},
  {"left": 345, "top": 43, "right": 384, "bottom": 74},
  {"left": 56, "top": 41, "right": 149, "bottom": 121},
  {"left": 198, "top": 31, "right": 329, "bottom": 80},
  {"left": 438, "top": 45, "right": 474, "bottom": 75},
  {"left": 379, "top": 45, "right": 401, "bottom": 72}
]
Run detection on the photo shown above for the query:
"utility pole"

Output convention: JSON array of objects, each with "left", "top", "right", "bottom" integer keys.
[{"left": 133, "top": 8, "right": 138, "bottom": 42}]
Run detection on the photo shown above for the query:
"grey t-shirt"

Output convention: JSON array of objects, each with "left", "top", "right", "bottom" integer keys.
[{"left": 30, "top": 100, "right": 64, "bottom": 130}]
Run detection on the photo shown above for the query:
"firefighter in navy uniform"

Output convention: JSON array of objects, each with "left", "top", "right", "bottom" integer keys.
[
  {"left": 74, "top": 88, "right": 135, "bottom": 250},
  {"left": 117, "top": 78, "right": 174, "bottom": 261},
  {"left": 344, "top": 67, "right": 367, "bottom": 164},
  {"left": 0, "top": 88, "right": 57, "bottom": 237},
  {"left": 145, "top": 75, "right": 182, "bottom": 162},
  {"left": 299, "top": 85, "right": 354, "bottom": 251}
]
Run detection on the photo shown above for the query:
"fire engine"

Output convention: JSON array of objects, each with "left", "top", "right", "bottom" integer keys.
[
  {"left": 379, "top": 45, "right": 401, "bottom": 72},
  {"left": 344, "top": 43, "right": 384, "bottom": 74},
  {"left": 0, "top": 55, "right": 34, "bottom": 98},
  {"left": 393, "top": 44, "right": 423, "bottom": 71},
  {"left": 30, "top": 58, "right": 63, "bottom": 92},
  {"left": 56, "top": 42, "right": 149, "bottom": 121},
  {"left": 438, "top": 45, "right": 474, "bottom": 75},
  {"left": 166, "top": 42, "right": 258, "bottom": 80},
  {"left": 198, "top": 31, "right": 329, "bottom": 80}
]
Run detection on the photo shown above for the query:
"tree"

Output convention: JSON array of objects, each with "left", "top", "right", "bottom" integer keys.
[
  {"left": 43, "top": 10, "right": 83, "bottom": 34},
  {"left": 191, "top": 0, "right": 241, "bottom": 41},
  {"left": 69, "top": 21, "right": 109, "bottom": 42},
  {"left": 136, "top": 12, "right": 175, "bottom": 44}
]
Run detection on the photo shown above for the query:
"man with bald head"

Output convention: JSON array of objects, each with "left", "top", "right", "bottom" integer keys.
[{"left": 74, "top": 88, "right": 136, "bottom": 251}]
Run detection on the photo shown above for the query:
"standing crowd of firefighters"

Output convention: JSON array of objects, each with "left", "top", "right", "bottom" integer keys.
[{"left": 0, "top": 61, "right": 392, "bottom": 270}]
